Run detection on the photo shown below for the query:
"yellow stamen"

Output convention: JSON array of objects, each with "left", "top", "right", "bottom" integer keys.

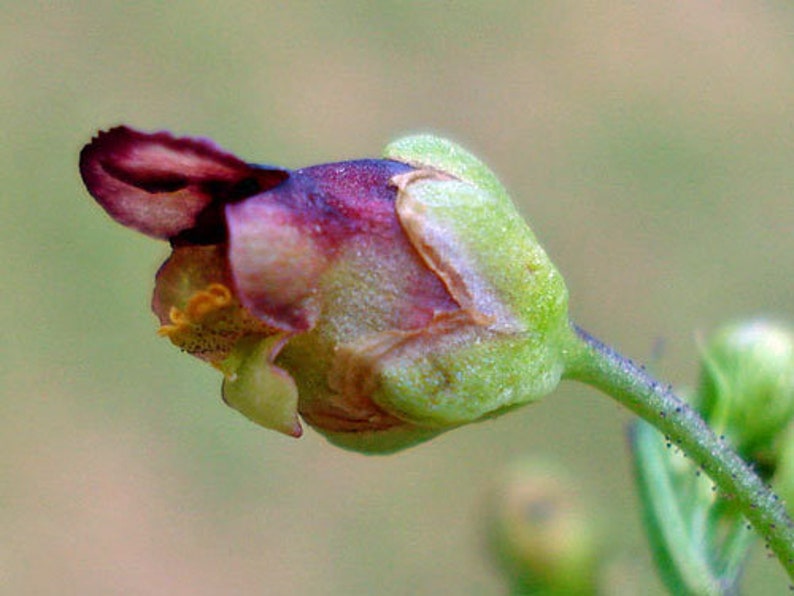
[
  {"left": 156, "top": 282, "right": 275, "bottom": 366},
  {"left": 158, "top": 283, "right": 233, "bottom": 338}
]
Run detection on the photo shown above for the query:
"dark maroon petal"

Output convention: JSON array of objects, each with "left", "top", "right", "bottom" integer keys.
[{"left": 79, "top": 126, "right": 289, "bottom": 240}]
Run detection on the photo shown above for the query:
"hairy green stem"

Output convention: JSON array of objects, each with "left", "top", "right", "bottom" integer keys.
[{"left": 561, "top": 324, "right": 794, "bottom": 582}]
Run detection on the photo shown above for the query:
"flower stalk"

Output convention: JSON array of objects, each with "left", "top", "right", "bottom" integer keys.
[{"left": 562, "top": 324, "right": 794, "bottom": 583}]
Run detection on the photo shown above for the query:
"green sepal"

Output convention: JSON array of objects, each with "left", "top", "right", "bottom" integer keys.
[
  {"left": 384, "top": 134, "right": 510, "bottom": 204},
  {"left": 631, "top": 420, "right": 753, "bottom": 595},
  {"left": 370, "top": 135, "right": 571, "bottom": 427}
]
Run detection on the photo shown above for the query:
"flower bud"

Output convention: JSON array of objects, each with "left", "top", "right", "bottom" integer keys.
[
  {"left": 80, "top": 127, "right": 571, "bottom": 452},
  {"left": 697, "top": 320, "right": 794, "bottom": 462},
  {"left": 486, "top": 460, "right": 601, "bottom": 594}
]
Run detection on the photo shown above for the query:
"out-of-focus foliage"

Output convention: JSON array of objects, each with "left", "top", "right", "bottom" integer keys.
[{"left": 4, "top": 2, "right": 794, "bottom": 593}]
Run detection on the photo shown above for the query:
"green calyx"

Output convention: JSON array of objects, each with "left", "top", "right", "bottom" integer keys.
[
  {"left": 336, "top": 135, "right": 573, "bottom": 437},
  {"left": 280, "top": 135, "right": 573, "bottom": 453}
]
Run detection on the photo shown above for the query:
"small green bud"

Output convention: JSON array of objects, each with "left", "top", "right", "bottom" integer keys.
[
  {"left": 698, "top": 320, "right": 794, "bottom": 462},
  {"left": 486, "top": 460, "right": 601, "bottom": 595}
]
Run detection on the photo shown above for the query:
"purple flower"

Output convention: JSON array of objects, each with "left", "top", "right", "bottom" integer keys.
[{"left": 80, "top": 127, "right": 570, "bottom": 452}]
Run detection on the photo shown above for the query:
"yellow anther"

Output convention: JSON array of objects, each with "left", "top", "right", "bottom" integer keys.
[
  {"left": 158, "top": 283, "right": 234, "bottom": 338},
  {"left": 166, "top": 307, "right": 187, "bottom": 326},
  {"left": 156, "top": 282, "right": 275, "bottom": 365},
  {"left": 183, "top": 283, "right": 233, "bottom": 319}
]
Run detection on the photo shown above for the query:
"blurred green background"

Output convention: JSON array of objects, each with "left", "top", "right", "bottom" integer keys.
[{"left": 4, "top": 1, "right": 794, "bottom": 593}]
